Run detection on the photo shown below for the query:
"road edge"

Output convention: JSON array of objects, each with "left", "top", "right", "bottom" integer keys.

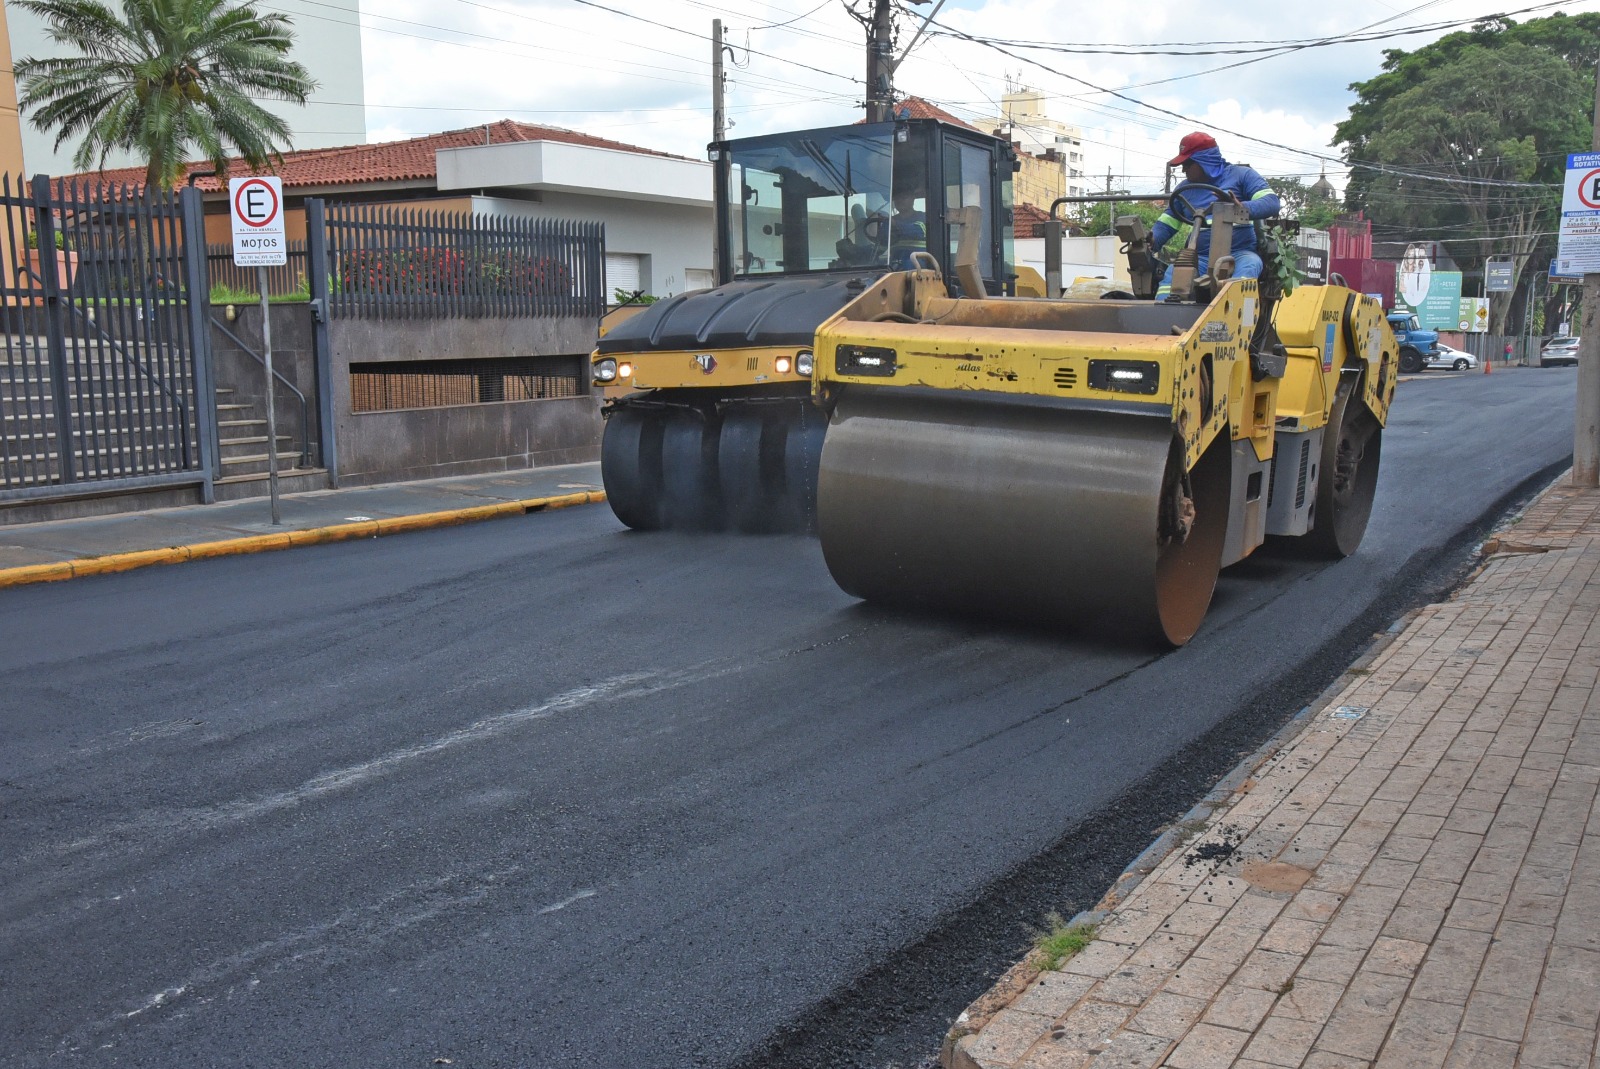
[{"left": 0, "top": 490, "right": 606, "bottom": 591}]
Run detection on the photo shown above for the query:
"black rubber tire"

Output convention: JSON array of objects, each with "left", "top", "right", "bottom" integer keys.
[
  {"left": 718, "top": 409, "right": 784, "bottom": 533},
  {"left": 1399, "top": 348, "right": 1423, "bottom": 374},
  {"left": 1300, "top": 378, "right": 1382, "bottom": 559},
  {"left": 781, "top": 404, "right": 828, "bottom": 532},
  {"left": 660, "top": 409, "right": 721, "bottom": 530},
  {"left": 600, "top": 407, "right": 664, "bottom": 531},
  {"left": 1453, "top": 358, "right": 1469, "bottom": 371}
]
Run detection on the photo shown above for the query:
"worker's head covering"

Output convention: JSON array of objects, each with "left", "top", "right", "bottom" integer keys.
[{"left": 1169, "top": 132, "right": 1226, "bottom": 179}]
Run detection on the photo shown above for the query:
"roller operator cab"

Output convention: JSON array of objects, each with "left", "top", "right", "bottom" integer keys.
[
  {"left": 809, "top": 195, "right": 1399, "bottom": 648},
  {"left": 591, "top": 118, "right": 1016, "bottom": 532}
]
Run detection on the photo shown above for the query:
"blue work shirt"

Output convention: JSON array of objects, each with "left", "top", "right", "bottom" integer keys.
[{"left": 1151, "top": 147, "right": 1280, "bottom": 260}]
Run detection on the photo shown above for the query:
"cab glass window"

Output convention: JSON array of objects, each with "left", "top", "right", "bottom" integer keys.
[{"left": 726, "top": 130, "right": 895, "bottom": 277}]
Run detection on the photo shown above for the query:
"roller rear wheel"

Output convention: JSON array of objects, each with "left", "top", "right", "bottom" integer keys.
[
  {"left": 601, "top": 407, "right": 665, "bottom": 530},
  {"left": 660, "top": 410, "right": 721, "bottom": 529},
  {"left": 781, "top": 404, "right": 828, "bottom": 532},
  {"left": 719, "top": 409, "right": 784, "bottom": 533},
  {"left": 1301, "top": 378, "right": 1382, "bottom": 558}
]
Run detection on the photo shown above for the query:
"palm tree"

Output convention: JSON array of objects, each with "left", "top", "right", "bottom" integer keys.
[{"left": 13, "top": 0, "right": 316, "bottom": 190}]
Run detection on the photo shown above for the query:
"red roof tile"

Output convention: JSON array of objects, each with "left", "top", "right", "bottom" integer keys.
[
  {"left": 1012, "top": 202, "right": 1052, "bottom": 239},
  {"left": 60, "top": 119, "right": 686, "bottom": 193},
  {"left": 859, "top": 96, "right": 983, "bottom": 133}
]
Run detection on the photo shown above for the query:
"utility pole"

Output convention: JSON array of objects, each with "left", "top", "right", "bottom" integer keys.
[
  {"left": 711, "top": 19, "right": 731, "bottom": 284},
  {"left": 1576, "top": 53, "right": 1600, "bottom": 485},
  {"left": 864, "top": 0, "right": 895, "bottom": 121},
  {"left": 712, "top": 19, "right": 727, "bottom": 142},
  {"left": 1107, "top": 169, "right": 1116, "bottom": 237}
]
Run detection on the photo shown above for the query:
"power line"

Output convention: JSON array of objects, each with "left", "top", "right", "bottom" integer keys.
[{"left": 918, "top": 19, "right": 1563, "bottom": 189}]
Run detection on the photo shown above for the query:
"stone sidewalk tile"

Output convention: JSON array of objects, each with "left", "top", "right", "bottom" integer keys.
[{"left": 945, "top": 477, "right": 1600, "bottom": 1069}]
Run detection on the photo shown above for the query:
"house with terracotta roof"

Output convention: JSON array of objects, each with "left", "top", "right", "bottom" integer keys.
[{"left": 73, "top": 120, "right": 716, "bottom": 299}]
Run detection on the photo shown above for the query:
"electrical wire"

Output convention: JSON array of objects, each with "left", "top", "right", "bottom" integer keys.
[{"left": 917, "top": 19, "right": 1563, "bottom": 189}]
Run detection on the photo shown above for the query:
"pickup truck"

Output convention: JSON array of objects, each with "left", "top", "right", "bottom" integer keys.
[{"left": 1388, "top": 312, "right": 1440, "bottom": 374}]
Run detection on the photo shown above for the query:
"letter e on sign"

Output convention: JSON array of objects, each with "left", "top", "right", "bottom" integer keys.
[{"left": 229, "top": 176, "right": 287, "bottom": 267}]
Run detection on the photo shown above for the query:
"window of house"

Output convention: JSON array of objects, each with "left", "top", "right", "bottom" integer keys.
[{"left": 606, "top": 253, "right": 643, "bottom": 298}]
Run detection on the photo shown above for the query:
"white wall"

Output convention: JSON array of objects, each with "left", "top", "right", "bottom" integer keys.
[
  {"left": 7, "top": 0, "right": 366, "bottom": 177},
  {"left": 474, "top": 192, "right": 713, "bottom": 300},
  {"left": 443, "top": 139, "right": 715, "bottom": 299},
  {"left": 1015, "top": 234, "right": 1129, "bottom": 286}
]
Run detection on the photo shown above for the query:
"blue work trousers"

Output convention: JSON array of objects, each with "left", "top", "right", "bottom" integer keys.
[{"left": 1157, "top": 249, "right": 1263, "bottom": 297}]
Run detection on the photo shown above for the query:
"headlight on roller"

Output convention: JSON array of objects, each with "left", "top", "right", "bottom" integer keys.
[
  {"left": 1088, "top": 359, "right": 1160, "bottom": 395},
  {"left": 795, "top": 350, "right": 814, "bottom": 376},
  {"left": 593, "top": 358, "right": 618, "bottom": 383}
]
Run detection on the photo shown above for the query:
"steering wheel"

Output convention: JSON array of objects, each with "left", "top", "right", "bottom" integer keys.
[
  {"left": 1168, "top": 182, "right": 1235, "bottom": 226},
  {"left": 860, "top": 212, "right": 889, "bottom": 246}
]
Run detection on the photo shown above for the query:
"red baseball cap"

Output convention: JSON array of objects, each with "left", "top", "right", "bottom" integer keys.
[{"left": 1169, "top": 132, "right": 1218, "bottom": 166}]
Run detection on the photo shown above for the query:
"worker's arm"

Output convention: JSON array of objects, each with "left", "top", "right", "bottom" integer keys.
[
  {"left": 1239, "top": 167, "right": 1281, "bottom": 219},
  {"left": 1150, "top": 196, "right": 1189, "bottom": 251}
]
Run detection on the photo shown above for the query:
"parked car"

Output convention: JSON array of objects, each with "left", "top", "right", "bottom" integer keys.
[
  {"left": 1541, "top": 336, "right": 1580, "bottom": 367},
  {"left": 1427, "top": 344, "right": 1477, "bottom": 371}
]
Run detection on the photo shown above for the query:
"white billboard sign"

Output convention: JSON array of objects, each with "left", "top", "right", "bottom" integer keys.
[{"left": 1557, "top": 153, "right": 1600, "bottom": 276}]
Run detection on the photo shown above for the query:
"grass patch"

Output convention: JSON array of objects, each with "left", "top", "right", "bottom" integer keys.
[
  {"left": 1032, "top": 914, "right": 1098, "bottom": 971},
  {"left": 209, "top": 277, "right": 310, "bottom": 305}
]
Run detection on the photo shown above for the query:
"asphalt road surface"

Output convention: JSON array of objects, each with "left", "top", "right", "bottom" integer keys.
[{"left": 0, "top": 367, "right": 1576, "bottom": 1069}]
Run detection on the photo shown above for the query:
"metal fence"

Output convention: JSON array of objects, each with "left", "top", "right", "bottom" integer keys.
[
  {"left": 323, "top": 203, "right": 604, "bottom": 320},
  {"left": 207, "top": 239, "right": 310, "bottom": 297},
  {"left": 1, "top": 175, "right": 209, "bottom": 496}
]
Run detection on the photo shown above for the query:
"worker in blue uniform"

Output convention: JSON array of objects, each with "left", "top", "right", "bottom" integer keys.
[
  {"left": 886, "top": 184, "right": 927, "bottom": 269},
  {"left": 1153, "top": 132, "right": 1280, "bottom": 298}
]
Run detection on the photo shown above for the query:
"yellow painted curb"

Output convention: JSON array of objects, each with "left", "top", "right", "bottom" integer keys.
[
  {"left": 0, "top": 560, "right": 77, "bottom": 585},
  {"left": 0, "top": 489, "right": 606, "bottom": 591},
  {"left": 70, "top": 546, "right": 191, "bottom": 577},
  {"left": 187, "top": 532, "right": 294, "bottom": 559}
]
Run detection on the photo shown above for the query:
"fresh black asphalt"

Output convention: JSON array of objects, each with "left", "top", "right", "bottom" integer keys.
[{"left": 0, "top": 368, "right": 1576, "bottom": 1068}]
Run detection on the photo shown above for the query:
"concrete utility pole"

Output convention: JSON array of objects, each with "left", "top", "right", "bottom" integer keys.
[
  {"left": 712, "top": 19, "right": 727, "bottom": 142},
  {"left": 1577, "top": 55, "right": 1600, "bottom": 486},
  {"left": 711, "top": 19, "right": 731, "bottom": 285},
  {"left": 864, "top": 0, "right": 895, "bottom": 121}
]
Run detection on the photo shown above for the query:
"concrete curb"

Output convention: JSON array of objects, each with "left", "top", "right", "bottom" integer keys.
[{"left": 0, "top": 489, "right": 606, "bottom": 591}]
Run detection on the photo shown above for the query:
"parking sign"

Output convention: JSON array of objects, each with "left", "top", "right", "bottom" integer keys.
[
  {"left": 1557, "top": 153, "right": 1600, "bottom": 276},
  {"left": 229, "top": 176, "right": 287, "bottom": 267}
]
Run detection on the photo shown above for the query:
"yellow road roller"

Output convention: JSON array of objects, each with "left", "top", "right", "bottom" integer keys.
[
  {"left": 809, "top": 200, "right": 1396, "bottom": 646},
  {"left": 591, "top": 118, "right": 1017, "bottom": 531}
]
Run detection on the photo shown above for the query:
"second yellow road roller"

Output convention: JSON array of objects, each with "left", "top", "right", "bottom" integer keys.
[
  {"left": 590, "top": 117, "right": 1017, "bottom": 532},
  {"left": 809, "top": 197, "right": 1396, "bottom": 646}
]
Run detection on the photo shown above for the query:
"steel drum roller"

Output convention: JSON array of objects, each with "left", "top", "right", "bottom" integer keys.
[{"left": 816, "top": 389, "right": 1232, "bottom": 646}]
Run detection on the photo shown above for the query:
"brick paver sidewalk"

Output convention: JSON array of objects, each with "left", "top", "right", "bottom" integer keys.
[{"left": 945, "top": 477, "right": 1600, "bottom": 1069}]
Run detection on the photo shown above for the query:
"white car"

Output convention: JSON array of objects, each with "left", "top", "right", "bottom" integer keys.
[
  {"left": 1426, "top": 344, "right": 1477, "bottom": 371},
  {"left": 1541, "top": 337, "right": 1580, "bottom": 367}
]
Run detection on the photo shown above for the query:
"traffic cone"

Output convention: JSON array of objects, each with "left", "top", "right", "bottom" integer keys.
[{"left": 1485, "top": 355, "right": 1492, "bottom": 375}]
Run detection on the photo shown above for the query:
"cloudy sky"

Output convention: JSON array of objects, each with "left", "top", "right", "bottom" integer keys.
[{"left": 323, "top": 0, "right": 1600, "bottom": 194}]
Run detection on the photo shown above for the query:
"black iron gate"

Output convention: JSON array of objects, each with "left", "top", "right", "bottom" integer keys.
[{"left": 0, "top": 176, "right": 214, "bottom": 499}]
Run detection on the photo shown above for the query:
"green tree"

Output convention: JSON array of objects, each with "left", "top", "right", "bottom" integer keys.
[
  {"left": 1271, "top": 176, "right": 1340, "bottom": 230},
  {"left": 1072, "top": 193, "right": 1166, "bottom": 239},
  {"left": 14, "top": 0, "right": 315, "bottom": 190},
  {"left": 1336, "top": 15, "right": 1598, "bottom": 333}
]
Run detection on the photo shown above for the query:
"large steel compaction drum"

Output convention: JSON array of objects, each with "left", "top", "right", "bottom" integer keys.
[{"left": 816, "top": 389, "right": 1233, "bottom": 646}]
